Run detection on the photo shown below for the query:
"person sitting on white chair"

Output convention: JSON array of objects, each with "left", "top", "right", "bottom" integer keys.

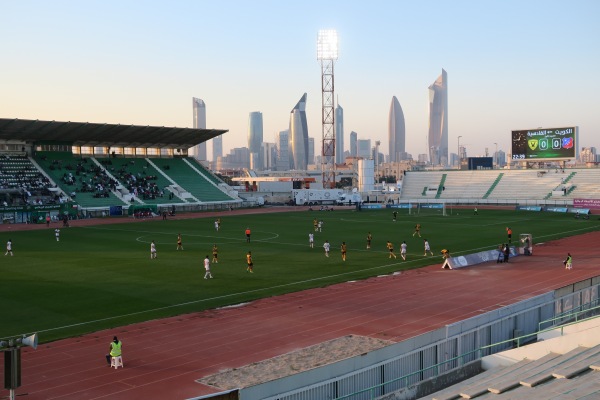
[{"left": 106, "top": 336, "right": 123, "bottom": 368}]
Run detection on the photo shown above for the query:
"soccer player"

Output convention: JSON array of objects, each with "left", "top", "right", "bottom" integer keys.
[
  {"left": 400, "top": 241, "right": 407, "bottom": 260},
  {"left": 386, "top": 241, "right": 397, "bottom": 259},
  {"left": 204, "top": 255, "right": 213, "bottom": 279},
  {"left": 392, "top": 211, "right": 398, "bottom": 222},
  {"left": 176, "top": 233, "right": 183, "bottom": 250},
  {"left": 318, "top": 220, "right": 323, "bottom": 232},
  {"left": 245, "top": 227, "right": 251, "bottom": 243},
  {"left": 309, "top": 232, "right": 314, "bottom": 248},
  {"left": 246, "top": 251, "right": 254, "bottom": 273},
  {"left": 506, "top": 227, "right": 512, "bottom": 243},
  {"left": 441, "top": 249, "right": 452, "bottom": 269},
  {"left": 323, "top": 240, "right": 330, "bottom": 257},
  {"left": 423, "top": 239, "right": 434, "bottom": 256},
  {"left": 366, "top": 232, "right": 372, "bottom": 249},
  {"left": 413, "top": 223, "right": 421, "bottom": 237},
  {"left": 341, "top": 242, "right": 347, "bottom": 261},
  {"left": 313, "top": 218, "right": 318, "bottom": 232},
  {"left": 150, "top": 241, "right": 157, "bottom": 259},
  {"left": 55, "top": 228, "right": 60, "bottom": 242},
  {"left": 5, "top": 239, "right": 13, "bottom": 256},
  {"left": 212, "top": 244, "right": 219, "bottom": 263}
]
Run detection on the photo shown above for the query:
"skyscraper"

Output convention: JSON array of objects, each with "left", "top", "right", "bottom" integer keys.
[
  {"left": 388, "top": 96, "right": 406, "bottom": 162},
  {"left": 212, "top": 136, "right": 222, "bottom": 164},
  {"left": 350, "top": 131, "right": 357, "bottom": 157},
  {"left": 357, "top": 139, "right": 371, "bottom": 158},
  {"left": 276, "top": 130, "right": 289, "bottom": 171},
  {"left": 248, "top": 111, "right": 264, "bottom": 170},
  {"left": 289, "top": 93, "right": 309, "bottom": 170},
  {"left": 308, "top": 137, "right": 315, "bottom": 165},
  {"left": 335, "top": 104, "right": 344, "bottom": 164},
  {"left": 428, "top": 69, "right": 448, "bottom": 165},
  {"left": 191, "top": 97, "right": 206, "bottom": 160}
]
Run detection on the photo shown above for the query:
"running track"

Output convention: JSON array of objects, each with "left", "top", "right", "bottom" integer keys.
[{"left": 1, "top": 213, "right": 599, "bottom": 399}]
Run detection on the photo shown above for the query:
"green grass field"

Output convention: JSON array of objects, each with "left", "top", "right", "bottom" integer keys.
[{"left": 1, "top": 208, "right": 598, "bottom": 343}]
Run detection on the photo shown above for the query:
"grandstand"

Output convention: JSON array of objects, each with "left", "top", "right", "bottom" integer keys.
[
  {"left": 399, "top": 168, "right": 600, "bottom": 204},
  {"left": 0, "top": 117, "right": 241, "bottom": 219},
  {"left": 150, "top": 157, "right": 236, "bottom": 202}
]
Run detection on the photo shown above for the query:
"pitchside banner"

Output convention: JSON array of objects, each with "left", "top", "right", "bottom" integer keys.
[
  {"left": 545, "top": 207, "right": 568, "bottom": 213},
  {"left": 386, "top": 204, "right": 412, "bottom": 209},
  {"left": 515, "top": 205, "right": 543, "bottom": 212},
  {"left": 574, "top": 199, "right": 600, "bottom": 210},
  {"left": 451, "top": 247, "right": 518, "bottom": 269},
  {"left": 361, "top": 204, "right": 384, "bottom": 209}
]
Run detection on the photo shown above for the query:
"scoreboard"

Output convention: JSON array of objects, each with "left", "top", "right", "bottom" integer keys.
[{"left": 511, "top": 127, "right": 578, "bottom": 160}]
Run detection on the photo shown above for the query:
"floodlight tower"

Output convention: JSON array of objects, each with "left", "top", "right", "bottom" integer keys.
[{"left": 317, "top": 29, "right": 338, "bottom": 189}]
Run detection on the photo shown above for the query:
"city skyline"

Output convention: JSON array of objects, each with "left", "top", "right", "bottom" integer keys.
[{"left": 1, "top": 1, "right": 599, "bottom": 162}]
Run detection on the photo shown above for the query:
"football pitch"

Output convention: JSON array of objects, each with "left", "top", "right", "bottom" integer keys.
[{"left": 1, "top": 208, "right": 598, "bottom": 343}]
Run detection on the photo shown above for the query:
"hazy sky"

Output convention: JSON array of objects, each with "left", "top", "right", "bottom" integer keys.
[{"left": 2, "top": 0, "right": 599, "bottom": 160}]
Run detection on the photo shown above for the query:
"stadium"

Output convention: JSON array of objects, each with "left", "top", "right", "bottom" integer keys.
[{"left": 1, "top": 118, "right": 600, "bottom": 400}]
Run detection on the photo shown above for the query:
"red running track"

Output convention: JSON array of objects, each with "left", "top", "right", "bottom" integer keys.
[{"left": 2, "top": 230, "right": 600, "bottom": 399}]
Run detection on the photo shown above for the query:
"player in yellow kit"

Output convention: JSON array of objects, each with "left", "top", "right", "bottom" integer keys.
[
  {"left": 386, "top": 241, "right": 397, "bottom": 259},
  {"left": 246, "top": 251, "right": 254, "bottom": 273},
  {"left": 212, "top": 244, "right": 218, "bottom": 263}
]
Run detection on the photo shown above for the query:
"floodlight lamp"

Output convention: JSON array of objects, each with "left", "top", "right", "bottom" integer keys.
[{"left": 317, "top": 29, "right": 338, "bottom": 60}]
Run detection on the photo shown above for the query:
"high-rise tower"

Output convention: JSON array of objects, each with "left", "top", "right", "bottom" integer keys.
[
  {"left": 276, "top": 130, "right": 289, "bottom": 171},
  {"left": 350, "top": 131, "right": 357, "bottom": 157},
  {"left": 388, "top": 96, "right": 406, "bottom": 162},
  {"left": 212, "top": 136, "right": 222, "bottom": 164},
  {"left": 335, "top": 103, "right": 344, "bottom": 164},
  {"left": 191, "top": 97, "right": 206, "bottom": 160},
  {"left": 428, "top": 69, "right": 448, "bottom": 165},
  {"left": 248, "top": 112, "right": 264, "bottom": 170},
  {"left": 289, "top": 93, "right": 309, "bottom": 170}
]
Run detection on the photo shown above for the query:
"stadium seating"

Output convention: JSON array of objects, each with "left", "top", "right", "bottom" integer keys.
[
  {"left": 434, "top": 170, "right": 498, "bottom": 200},
  {"left": 150, "top": 158, "right": 235, "bottom": 202},
  {"left": 34, "top": 152, "right": 127, "bottom": 208},
  {"left": 188, "top": 158, "right": 224, "bottom": 185},
  {"left": 400, "top": 171, "right": 445, "bottom": 199},
  {"left": 96, "top": 157, "right": 186, "bottom": 206},
  {"left": 0, "top": 154, "right": 54, "bottom": 205},
  {"left": 562, "top": 169, "right": 600, "bottom": 199},
  {"left": 425, "top": 345, "right": 600, "bottom": 399}
]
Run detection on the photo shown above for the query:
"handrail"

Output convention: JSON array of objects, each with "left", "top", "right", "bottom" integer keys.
[
  {"left": 334, "top": 313, "right": 600, "bottom": 400},
  {"left": 538, "top": 299, "right": 600, "bottom": 331}
]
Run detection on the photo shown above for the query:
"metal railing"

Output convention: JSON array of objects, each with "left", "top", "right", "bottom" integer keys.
[
  {"left": 539, "top": 298, "right": 600, "bottom": 331},
  {"left": 334, "top": 310, "right": 600, "bottom": 400}
]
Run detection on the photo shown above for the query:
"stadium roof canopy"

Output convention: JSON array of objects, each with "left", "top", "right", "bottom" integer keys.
[{"left": 0, "top": 118, "right": 227, "bottom": 149}]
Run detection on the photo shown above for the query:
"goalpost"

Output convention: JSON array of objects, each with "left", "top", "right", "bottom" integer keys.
[{"left": 408, "top": 201, "right": 447, "bottom": 216}]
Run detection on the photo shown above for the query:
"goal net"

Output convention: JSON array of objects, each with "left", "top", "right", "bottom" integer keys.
[{"left": 408, "top": 201, "right": 447, "bottom": 216}]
